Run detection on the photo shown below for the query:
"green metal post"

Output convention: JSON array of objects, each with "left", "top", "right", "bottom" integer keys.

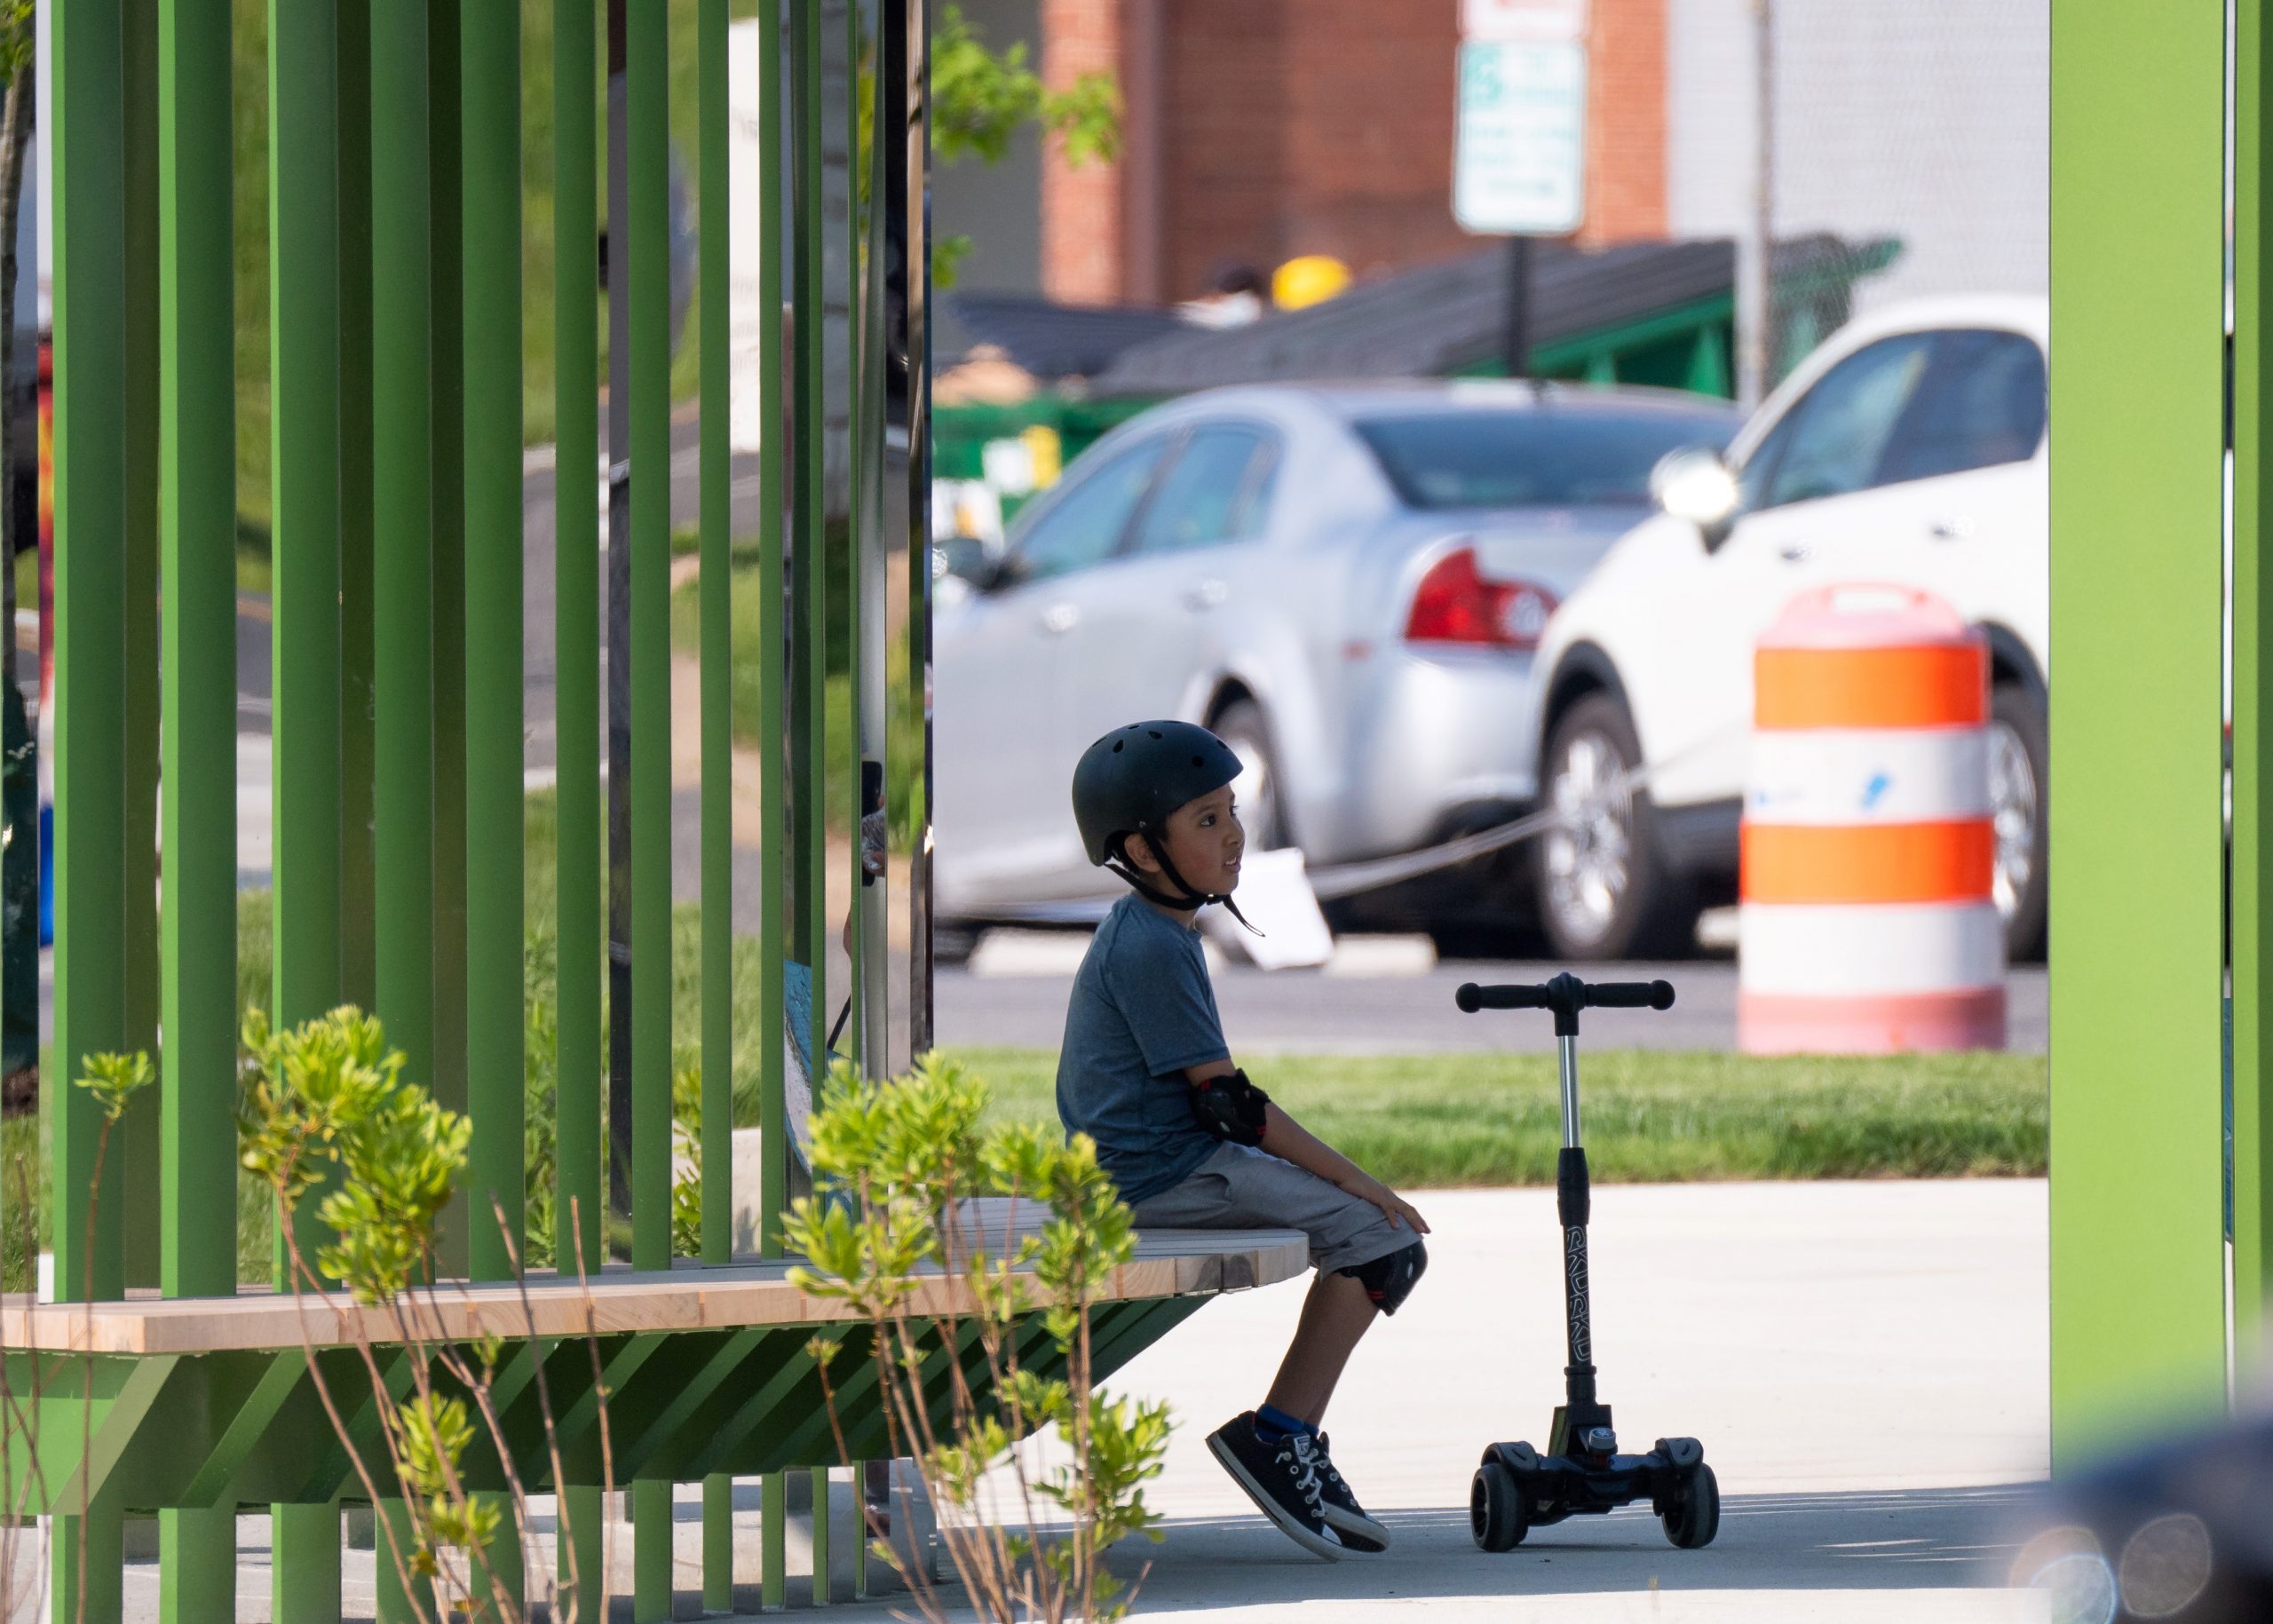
[
  {"left": 629, "top": 0, "right": 672, "bottom": 1278},
  {"left": 2048, "top": 0, "right": 2229, "bottom": 1464},
  {"left": 463, "top": 0, "right": 525, "bottom": 1286},
  {"left": 121, "top": 0, "right": 163, "bottom": 1298},
  {"left": 51, "top": 0, "right": 131, "bottom": 1605},
  {"left": 699, "top": 0, "right": 736, "bottom": 1587},
  {"left": 271, "top": 0, "right": 346, "bottom": 1607},
  {"left": 555, "top": 0, "right": 606, "bottom": 1284},
  {"left": 2239, "top": 0, "right": 2273, "bottom": 1371},
  {"left": 371, "top": 0, "right": 436, "bottom": 1141},
  {"left": 339, "top": 0, "right": 378, "bottom": 1013},
  {"left": 795, "top": 0, "right": 829, "bottom": 1080},
  {"left": 630, "top": 2, "right": 674, "bottom": 1615},
  {"left": 49, "top": 0, "right": 130, "bottom": 1318},
  {"left": 156, "top": 0, "right": 238, "bottom": 1610},
  {"left": 762, "top": 1469, "right": 788, "bottom": 1609},
  {"left": 431, "top": 0, "right": 471, "bottom": 1281},
  {"left": 557, "top": 1484, "right": 606, "bottom": 1621},
  {"left": 757, "top": 0, "right": 789, "bottom": 1262},
  {"left": 369, "top": 1, "right": 437, "bottom": 1611},
  {"left": 811, "top": 1463, "right": 832, "bottom": 1603}
]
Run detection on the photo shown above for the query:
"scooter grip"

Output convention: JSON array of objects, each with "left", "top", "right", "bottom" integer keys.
[
  {"left": 1582, "top": 980, "right": 1676, "bottom": 1010},
  {"left": 1455, "top": 982, "right": 1550, "bottom": 1013}
]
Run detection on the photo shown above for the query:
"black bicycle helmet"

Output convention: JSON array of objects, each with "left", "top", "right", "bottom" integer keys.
[{"left": 1072, "top": 720, "right": 1257, "bottom": 927}]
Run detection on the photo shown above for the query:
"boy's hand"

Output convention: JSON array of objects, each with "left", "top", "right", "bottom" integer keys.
[{"left": 1342, "top": 1173, "right": 1430, "bottom": 1236}]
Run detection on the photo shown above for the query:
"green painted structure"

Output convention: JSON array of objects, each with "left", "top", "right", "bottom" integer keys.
[
  {"left": 12, "top": 1, "right": 1237, "bottom": 1620},
  {"left": 2053, "top": 0, "right": 2273, "bottom": 1465}
]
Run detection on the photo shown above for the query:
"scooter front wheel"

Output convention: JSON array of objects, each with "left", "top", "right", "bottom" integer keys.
[
  {"left": 1471, "top": 1462, "right": 1529, "bottom": 1552},
  {"left": 1662, "top": 1462, "right": 1720, "bottom": 1549}
]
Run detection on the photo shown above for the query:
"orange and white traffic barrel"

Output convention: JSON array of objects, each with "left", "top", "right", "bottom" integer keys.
[{"left": 1738, "top": 584, "right": 2006, "bottom": 1054}]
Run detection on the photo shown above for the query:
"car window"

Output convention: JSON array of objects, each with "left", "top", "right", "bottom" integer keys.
[
  {"left": 1131, "top": 425, "right": 1276, "bottom": 554},
  {"left": 1010, "top": 439, "right": 1168, "bottom": 581},
  {"left": 1754, "top": 333, "right": 1937, "bottom": 509},
  {"left": 1875, "top": 330, "right": 2047, "bottom": 483},
  {"left": 1355, "top": 408, "right": 1737, "bottom": 509}
]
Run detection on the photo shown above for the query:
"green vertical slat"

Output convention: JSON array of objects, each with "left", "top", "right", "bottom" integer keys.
[
  {"left": 156, "top": 0, "right": 239, "bottom": 1595},
  {"left": 700, "top": 39, "right": 732, "bottom": 1613},
  {"left": 700, "top": 0, "right": 733, "bottom": 1272},
  {"left": 761, "top": 1469, "right": 788, "bottom": 1610},
  {"left": 632, "top": 1477, "right": 671, "bottom": 1623},
  {"left": 51, "top": 0, "right": 130, "bottom": 1318},
  {"left": 51, "top": 0, "right": 131, "bottom": 1607},
  {"left": 841, "top": 0, "right": 866, "bottom": 1078},
  {"left": 2237, "top": 0, "right": 2273, "bottom": 1379},
  {"left": 811, "top": 1463, "right": 832, "bottom": 1603},
  {"left": 271, "top": 0, "right": 345, "bottom": 1610},
  {"left": 629, "top": 1, "right": 674, "bottom": 1614},
  {"left": 463, "top": 0, "right": 525, "bottom": 1286},
  {"left": 338, "top": 0, "right": 378, "bottom": 1012},
  {"left": 156, "top": 0, "right": 236, "bottom": 1307},
  {"left": 2048, "top": 0, "right": 2229, "bottom": 1465},
  {"left": 2240, "top": 0, "right": 2266, "bottom": 1374},
  {"left": 757, "top": 0, "right": 789, "bottom": 1262},
  {"left": 372, "top": 0, "right": 436, "bottom": 1131},
  {"left": 703, "top": 1471, "right": 733, "bottom": 1611},
  {"left": 795, "top": 0, "right": 829, "bottom": 1084},
  {"left": 431, "top": 0, "right": 471, "bottom": 1283},
  {"left": 629, "top": 0, "right": 671, "bottom": 1275},
  {"left": 121, "top": 0, "right": 163, "bottom": 1298},
  {"left": 555, "top": 0, "right": 605, "bottom": 1281},
  {"left": 557, "top": 1483, "right": 605, "bottom": 1621}
]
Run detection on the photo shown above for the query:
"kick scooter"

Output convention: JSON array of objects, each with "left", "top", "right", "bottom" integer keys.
[{"left": 1453, "top": 972, "right": 1721, "bottom": 1552}]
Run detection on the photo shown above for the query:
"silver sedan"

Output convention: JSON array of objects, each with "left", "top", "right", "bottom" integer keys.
[{"left": 932, "top": 381, "right": 1740, "bottom": 934}]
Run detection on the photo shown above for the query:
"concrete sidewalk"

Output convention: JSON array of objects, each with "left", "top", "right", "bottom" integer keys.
[
  {"left": 741, "top": 1178, "right": 2050, "bottom": 1621},
  {"left": 26, "top": 1180, "right": 2049, "bottom": 1620}
]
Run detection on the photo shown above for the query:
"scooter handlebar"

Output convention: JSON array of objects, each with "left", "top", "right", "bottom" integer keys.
[{"left": 1454, "top": 977, "right": 1675, "bottom": 1015}]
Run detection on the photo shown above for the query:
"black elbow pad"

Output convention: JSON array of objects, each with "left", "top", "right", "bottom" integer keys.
[{"left": 1189, "top": 1067, "right": 1270, "bottom": 1146}]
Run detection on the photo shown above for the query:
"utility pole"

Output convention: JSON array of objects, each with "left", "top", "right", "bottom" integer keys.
[{"left": 1736, "top": 0, "right": 1774, "bottom": 408}]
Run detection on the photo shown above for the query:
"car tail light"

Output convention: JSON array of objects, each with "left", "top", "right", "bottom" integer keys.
[{"left": 1404, "top": 546, "right": 1557, "bottom": 650}]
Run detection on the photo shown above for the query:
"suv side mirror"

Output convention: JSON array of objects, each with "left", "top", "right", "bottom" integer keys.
[{"left": 1650, "top": 446, "right": 1740, "bottom": 552}]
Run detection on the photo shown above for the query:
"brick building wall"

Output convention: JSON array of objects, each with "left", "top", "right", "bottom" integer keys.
[{"left": 1041, "top": 0, "right": 1667, "bottom": 305}]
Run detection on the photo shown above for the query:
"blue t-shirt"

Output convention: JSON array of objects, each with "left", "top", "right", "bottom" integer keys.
[{"left": 1056, "top": 894, "right": 1232, "bottom": 1204}]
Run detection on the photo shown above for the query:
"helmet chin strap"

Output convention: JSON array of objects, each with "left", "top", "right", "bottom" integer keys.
[{"left": 1107, "top": 833, "right": 1263, "bottom": 936}]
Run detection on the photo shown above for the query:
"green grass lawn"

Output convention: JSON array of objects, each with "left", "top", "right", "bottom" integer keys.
[{"left": 951, "top": 1047, "right": 2048, "bottom": 1188}]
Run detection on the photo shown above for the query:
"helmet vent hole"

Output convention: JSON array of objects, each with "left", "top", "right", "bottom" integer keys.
[
  {"left": 1112, "top": 740, "right": 1123, "bottom": 752},
  {"left": 1148, "top": 729, "right": 1162, "bottom": 739},
  {"left": 1192, "top": 756, "right": 1204, "bottom": 767}
]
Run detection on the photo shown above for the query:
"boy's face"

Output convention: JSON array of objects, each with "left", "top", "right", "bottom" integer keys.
[{"left": 1129, "top": 784, "right": 1244, "bottom": 899}]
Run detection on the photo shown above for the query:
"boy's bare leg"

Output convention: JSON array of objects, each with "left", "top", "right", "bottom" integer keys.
[{"left": 1263, "top": 1269, "right": 1378, "bottom": 1428}]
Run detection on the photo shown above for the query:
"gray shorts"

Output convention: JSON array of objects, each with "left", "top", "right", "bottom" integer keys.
[{"left": 1129, "top": 1143, "right": 1414, "bottom": 1276}]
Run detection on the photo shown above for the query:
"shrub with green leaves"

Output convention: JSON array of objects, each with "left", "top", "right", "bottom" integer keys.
[{"left": 788, "top": 1055, "right": 1171, "bottom": 1624}]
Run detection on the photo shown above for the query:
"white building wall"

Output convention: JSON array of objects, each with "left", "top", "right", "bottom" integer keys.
[{"left": 1668, "top": 0, "right": 2047, "bottom": 317}]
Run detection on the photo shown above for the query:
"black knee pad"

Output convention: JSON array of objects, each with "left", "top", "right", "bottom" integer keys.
[{"left": 1337, "top": 1239, "right": 1428, "bottom": 1316}]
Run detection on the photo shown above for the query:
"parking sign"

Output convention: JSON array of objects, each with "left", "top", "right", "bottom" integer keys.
[{"left": 1453, "top": 41, "right": 1587, "bottom": 236}]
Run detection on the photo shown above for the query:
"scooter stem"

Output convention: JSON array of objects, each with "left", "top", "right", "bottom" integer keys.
[{"left": 1556, "top": 1033, "right": 1598, "bottom": 1411}]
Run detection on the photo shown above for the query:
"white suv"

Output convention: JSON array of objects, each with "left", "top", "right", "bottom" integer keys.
[{"left": 1515, "top": 297, "right": 2049, "bottom": 961}]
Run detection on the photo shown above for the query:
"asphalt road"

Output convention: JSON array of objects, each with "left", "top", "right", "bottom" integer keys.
[{"left": 934, "top": 944, "right": 2051, "bottom": 1056}]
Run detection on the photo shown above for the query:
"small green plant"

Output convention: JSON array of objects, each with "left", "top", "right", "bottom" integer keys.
[
  {"left": 239, "top": 1005, "right": 606, "bottom": 1623},
  {"left": 787, "top": 1055, "right": 1171, "bottom": 1624}
]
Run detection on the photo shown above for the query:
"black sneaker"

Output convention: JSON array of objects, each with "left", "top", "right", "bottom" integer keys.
[
  {"left": 1310, "top": 1431, "right": 1390, "bottom": 1552},
  {"left": 1206, "top": 1412, "right": 1348, "bottom": 1561}
]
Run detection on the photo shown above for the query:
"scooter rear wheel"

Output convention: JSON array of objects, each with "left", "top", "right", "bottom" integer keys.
[
  {"left": 1662, "top": 1462, "right": 1720, "bottom": 1549},
  {"left": 1471, "top": 1462, "right": 1529, "bottom": 1552}
]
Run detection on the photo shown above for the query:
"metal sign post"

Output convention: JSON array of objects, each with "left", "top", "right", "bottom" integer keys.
[{"left": 1453, "top": 2, "right": 1587, "bottom": 379}]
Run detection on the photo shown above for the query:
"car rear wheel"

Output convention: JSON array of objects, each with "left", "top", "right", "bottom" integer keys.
[
  {"left": 1533, "top": 693, "right": 1693, "bottom": 962},
  {"left": 1989, "top": 683, "right": 2048, "bottom": 963},
  {"left": 1211, "top": 698, "right": 1288, "bottom": 852}
]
